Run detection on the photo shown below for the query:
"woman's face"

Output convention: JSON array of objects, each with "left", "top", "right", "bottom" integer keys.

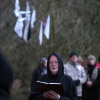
[
  {"left": 88, "top": 59, "right": 95, "bottom": 65},
  {"left": 49, "top": 55, "right": 59, "bottom": 75}
]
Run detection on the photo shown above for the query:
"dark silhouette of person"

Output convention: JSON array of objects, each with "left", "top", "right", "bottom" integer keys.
[
  {"left": 30, "top": 57, "right": 47, "bottom": 91},
  {"left": 0, "top": 52, "right": 13, "bottom": 100}
]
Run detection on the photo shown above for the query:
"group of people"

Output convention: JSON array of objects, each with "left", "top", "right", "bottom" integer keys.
[
  {"left": 0, "top": 50, "right": 100, "bottom": 100},
  {"left": 29, "top": 52, "right": 100, "bottom": 100},
  {"left": 29, "top": 53, "right": 78, "bottom": 100}
]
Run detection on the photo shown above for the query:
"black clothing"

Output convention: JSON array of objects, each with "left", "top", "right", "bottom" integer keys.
[
  {"left": 31, "top": 57, "right": 47, "bottom": 91},
  {"left": 31, "top": 66, "right": 47, "bottom": 91},
  {"left": 77, "top": 96, "right": 82, "bottom": 100},
  {"left": 0, "top": 52, "right": 13, "bottom": 100},
  {"left": 74, "top": 80, "right": 80, "bottom": 86},
  {"left": 82, "top": 64, "right": 100, "bottom": 100},
  {"left": 87, "top": 63, "right": 96, "bottom": 78},
  {"left": 28, "top": 53, "right": 77, "bottom": 100},
  {"left": 29, "top": 74, "right": 78, "bottom": 100}
]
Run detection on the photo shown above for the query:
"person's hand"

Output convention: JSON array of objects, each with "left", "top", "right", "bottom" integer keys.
[
  {"left": 87, "top": 81, "right": 92, "bottom": 87},
  {"left": 74, "top": 79, "right": 80, "bottom": 86},
  {"left": 43, "top": 90, "right": 60, "bottom": 100}
]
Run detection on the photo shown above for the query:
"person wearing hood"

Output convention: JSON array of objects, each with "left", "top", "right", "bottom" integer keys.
[
  {"left": 0, "top": 51, "right": 13, "bottom": 100},
  {"left": 28, "top": 52, "right": 78, "bottom": 100},
  {"left": 30, "top": 57, "right": 47, "bottom": 91},
  {"left": 82, "top": 55, "right": 100, "bottom": 100}
]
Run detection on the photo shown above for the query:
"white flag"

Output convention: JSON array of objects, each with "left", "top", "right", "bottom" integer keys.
[
  {"left": 14, "top": 14, "right": 23, "bottom": 38},
  {"left": 39, "top": 21, "right": 43, "bottom": 45},
  {"left": 44, "top": 14, "right": 50, "bottom": 39},
  {"left": 31, "top": 9, "right": 36, "bottom": 28},
  {"left": 13, "top": 0, "right": 20, "bottom": 17},
  {"left": 23, "top": 1, "right": 31, "bottom": 42},
  {"left": 20, "top": 11, "right": 30, "bottom": 14},
  {"left": 23, "top": 20, "right": 30, "bottom": 42},
  {"left": 18, "top": 17, "right": 26, "bottom": 22}
]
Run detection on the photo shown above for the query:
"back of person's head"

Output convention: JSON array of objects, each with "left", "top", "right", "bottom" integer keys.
[
  {"left": 0, "top": 51, "right": 13, "bottom": 100},
  {"left": 78, "top": 56, "right": 84, "bottom": 63},
  {"left": 78, "top": 56, "right": 86, "bottom": 68}
]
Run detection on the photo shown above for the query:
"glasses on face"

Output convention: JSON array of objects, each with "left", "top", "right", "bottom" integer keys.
[{"left": 49, "top": 61, "right": 58, "bottom": 65}]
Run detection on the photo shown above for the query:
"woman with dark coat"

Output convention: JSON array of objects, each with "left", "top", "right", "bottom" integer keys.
[
  {"left": 28, "top": 53, "right": 78, "bottom": 100},
  {"left": 31, "top": 57, "right": 47, "bottom": 91},
  {"left": 0, "top": 52, "right": 13, "bottom": 100},
  {"left": 82, "top": 55, "right": 100, "bottom": 100}
]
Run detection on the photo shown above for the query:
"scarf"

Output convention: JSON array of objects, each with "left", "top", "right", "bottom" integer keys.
[{"left": 87, "top": 64, "right": 98, "bottom": 82}]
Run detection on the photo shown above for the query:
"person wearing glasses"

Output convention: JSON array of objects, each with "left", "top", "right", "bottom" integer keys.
[{"left": 28, "top": 52, "right": 78, "bottom": 100}]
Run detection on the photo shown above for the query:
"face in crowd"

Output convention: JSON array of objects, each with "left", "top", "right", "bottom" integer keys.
[
  {"left": 70, "top": 55, "right": 78, "bottom": 63},
  {"left": 49, "top": 55, "right": 59, "bottom": 75},
  {"left": 88, "top": 55, "right": 96, "bottom": 66},
  {"left": 88, "top": 59, "right": 95, "bottom": 65}
]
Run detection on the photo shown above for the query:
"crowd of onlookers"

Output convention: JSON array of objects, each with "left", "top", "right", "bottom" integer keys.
[
  {"left": 0, "top": 50, "right": 100, "bottom": 100},
  {"left": 29, "top": 51, "right": 100, "bottom": 100}
]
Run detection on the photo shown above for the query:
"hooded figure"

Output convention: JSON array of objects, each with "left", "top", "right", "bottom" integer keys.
[
  {"left": 0, "top": 52, "right": 13, "bottom": 100},
  {"left": 28, "top": 53, "right": 77, "bottom": 100}
]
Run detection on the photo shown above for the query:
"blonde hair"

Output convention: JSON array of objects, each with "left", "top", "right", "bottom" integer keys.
[
  {"left": 78, "top": 56, "right": 86, "bottom": 68},
  {"left": 78, "top": 56, "right": 84, "bottom": 63}
]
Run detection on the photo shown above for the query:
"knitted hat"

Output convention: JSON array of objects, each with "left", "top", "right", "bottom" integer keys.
[
  {"left": 69, "top": 51, "right": 78, "bottom": 58},
  {"left": 87, "top": 55, "right": 96, "bottom": 62}
]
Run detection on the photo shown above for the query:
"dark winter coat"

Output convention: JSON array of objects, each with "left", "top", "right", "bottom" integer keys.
[
  {"left": 31, "top": 66, "right": 47, "bottom": 91},
  {"left": 28, "top": 53, "right": 78, "bottom": 100},
  {"left": 82, "top": 64, "right": 100, "bottom": 100},
  {"left": 0, "top": 52, "right": 13, "bottom": 100}
]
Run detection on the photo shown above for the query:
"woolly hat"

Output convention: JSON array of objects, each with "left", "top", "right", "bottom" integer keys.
[
  {"left": 87, "top": 55, "right": 96, "bottom": 62},
  {"left": 69, "top": 51, "right": 78, "bottom": 58}
]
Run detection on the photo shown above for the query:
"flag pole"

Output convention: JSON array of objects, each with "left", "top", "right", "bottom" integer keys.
[{"left": 49, "top": 3, "right": 56, "bottom": 52}]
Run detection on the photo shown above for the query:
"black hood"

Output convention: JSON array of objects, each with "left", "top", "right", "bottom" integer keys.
[{"left": 47, "top": 53, "right": 64, "bottom": 79}]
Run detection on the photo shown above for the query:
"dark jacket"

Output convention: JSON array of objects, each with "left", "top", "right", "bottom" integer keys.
[
  {"left": 31, "top": 66, "right": 47, "bottom": 91},
  {"left": 82, "top": 64, "right": 100, "bottom": 100},
  {"left": 31, "top": 57, "right": 47, "bottom": 91},
  {"left": 28, "top": 53, "right": 78, "bottom": 100},
  {"left": 0, "top": 52, "right": 13, "bottom": 100}
]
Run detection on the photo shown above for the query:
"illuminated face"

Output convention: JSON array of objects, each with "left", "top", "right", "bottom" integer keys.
[
  {"left": 70, "top": 55, "right": 78, "bottom": 63},
  {"left": 49, "top": 55, "right": 59, "bottom": 75}
]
